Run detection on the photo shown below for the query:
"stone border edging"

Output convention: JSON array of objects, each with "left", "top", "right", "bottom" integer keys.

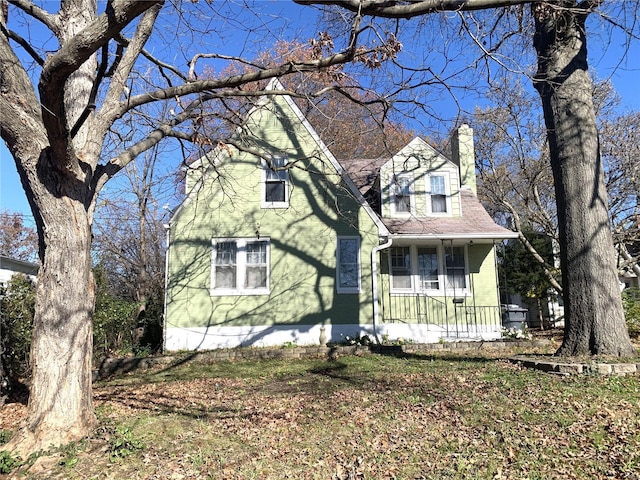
[
  {"left": 93, "top": 338, "right": 550, "bottom": 381},
  {"left": 509, "top": 355, "right": 639, "bottom": 376}
]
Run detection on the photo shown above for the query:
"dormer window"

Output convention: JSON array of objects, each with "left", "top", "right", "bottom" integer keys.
[
  {"left": 427, "top": 173, "right": 451, "bottom": 215},
  {"left": 391, "top": 173, "right": 413, "bottom": 216},
  {"left": 262, "top": 155, "right": 289, "bottom": 208}
]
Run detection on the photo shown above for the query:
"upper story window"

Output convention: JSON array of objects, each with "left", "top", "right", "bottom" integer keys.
[
  {"left": 336, "top": 236, "right": 361, "bottom": 294},
  {"left": 391, "top": 174, "right": 413, "bottom": 216},
  {"left": 211, "top": 238, "right": 270, "bottom": 295},
  {"left": 427, "top": 173, "right": 451, "bottom": 215},
  {"left": 262, "top": 155, "right": 289, "bottom": 208}
]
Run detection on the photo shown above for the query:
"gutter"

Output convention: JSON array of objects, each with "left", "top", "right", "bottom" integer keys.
[
  {"left": 389, "top": 233, "right": 519, "bottom": 242},
  {"left": 371, "top": 236, "right": 393, "bottom": 344}
]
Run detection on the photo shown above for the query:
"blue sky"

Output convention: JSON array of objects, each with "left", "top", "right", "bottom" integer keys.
[{"left": 1, "top": 2, "right": 639, "bottom": 226}]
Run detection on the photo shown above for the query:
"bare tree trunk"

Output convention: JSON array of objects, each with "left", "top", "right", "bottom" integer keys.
[
  {"left": 532, "top": 2, "right": 634, "bottom": 356},
  {"left": 6, "top": 175, "right": 96, "bottom": 456},
  {"left": 536, "top": 297, "right": 544, "bottom": 331}
]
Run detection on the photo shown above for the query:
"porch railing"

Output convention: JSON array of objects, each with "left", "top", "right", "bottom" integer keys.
[{"left": 381, "top": 293, "right": 502, "bottom": 338}]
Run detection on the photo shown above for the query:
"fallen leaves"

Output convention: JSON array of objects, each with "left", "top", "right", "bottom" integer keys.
[{"left": 1, "top": 353, "right": 640, "bottom": 479}]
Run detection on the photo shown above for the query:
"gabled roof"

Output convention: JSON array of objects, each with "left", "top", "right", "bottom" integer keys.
[
  {"left": 268, "top": 79, "right": 389, "bottom": 237},
  {"left": 171, "top": 78, "right": 390, "bottom": 237},
  {"left": 340, "top": 158, "right": 386, "bottom": 197},
  {"left": 341, "top": 146, "right": 518, "bottom": 242},
  {"left": 387, "top": 137, "right": 450, "bottom": 169}
]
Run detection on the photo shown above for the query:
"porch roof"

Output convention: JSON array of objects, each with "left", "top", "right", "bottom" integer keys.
[{"left": 383, "top": 189, "right": 518, "bottom": 240}]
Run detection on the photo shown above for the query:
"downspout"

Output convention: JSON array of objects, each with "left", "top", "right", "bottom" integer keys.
[
  {"left": 162, "top": 223, "right": 171, "bottom": 353},
  {"left": 372, "top": 237, "right": 393, "bottom": 344}
]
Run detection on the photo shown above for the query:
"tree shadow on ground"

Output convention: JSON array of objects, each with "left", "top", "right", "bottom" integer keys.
[{"left": 370, "top": 345, "right": 501, "bottom": 364}]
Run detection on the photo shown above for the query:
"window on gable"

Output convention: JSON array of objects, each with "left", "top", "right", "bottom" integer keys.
[
  {"left": 212, "top": 238, "right": 270, "bottom": 295},
  {"left": 337, "top": 237, "right": 361, "bottom": 293},
  {"left": 263, "top": 155, "right": 289, "bottom": 207},
  {"left": 392, "top": 174, "right": 412, "bottom": 215},
  {"left": 429, "top": 175, "right": 447, "bottom": 213}
]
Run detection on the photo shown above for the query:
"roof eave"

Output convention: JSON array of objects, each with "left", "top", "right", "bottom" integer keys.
[{"left": 389, "top": 232, "right": 519, "bottom": 243}]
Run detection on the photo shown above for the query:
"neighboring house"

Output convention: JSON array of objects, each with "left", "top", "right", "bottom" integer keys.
[
  {"left": 164, "top": 79, "right": 518, "bottom": 350},
  {"left": 0, "top": 255, "right": 38, "bottom": 289}
]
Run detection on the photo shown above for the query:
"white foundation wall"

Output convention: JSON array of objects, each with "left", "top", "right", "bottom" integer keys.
[{"left": 164, "top": 323, "right": 502, "bottom": 351}]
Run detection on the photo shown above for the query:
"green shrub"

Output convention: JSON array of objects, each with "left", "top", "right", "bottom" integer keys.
[
  {"left": 92, "top": 264, "right": 138, "bottom": 360},
  {"left": 93, "top": 294, "right": 137, "bottom": 360},
  {"left": 622, "top": 288, "right": 640, "bottom": 338},
  {"left": 0, "top": 274, "right": 35, "bottom": 379},
  {"left": 0, "top": 450, "right": 21, "bottom": 474},
  {"left": 0, "top": 430, "right": 12, "bottom": 445},
  {"left": 108, "top": 425, "right": 145, "bottom": 462}
]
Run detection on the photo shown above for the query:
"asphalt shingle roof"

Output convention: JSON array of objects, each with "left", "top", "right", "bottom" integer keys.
[{"left": 340, "top": 158, "right": 516, "bottom": 240}]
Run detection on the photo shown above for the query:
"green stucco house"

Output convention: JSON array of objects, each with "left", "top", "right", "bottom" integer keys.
[{"left": 164, "top": 79, "right": 517, "bottom": 350}]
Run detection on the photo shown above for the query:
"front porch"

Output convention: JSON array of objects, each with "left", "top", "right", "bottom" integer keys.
[{"left": 380, "top": 292, "right": 503, "bottom": 341}]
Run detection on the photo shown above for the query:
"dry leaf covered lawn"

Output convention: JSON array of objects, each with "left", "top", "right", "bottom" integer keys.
[{"left": 2, "top": 348, "right": 640, "bottom": 479}]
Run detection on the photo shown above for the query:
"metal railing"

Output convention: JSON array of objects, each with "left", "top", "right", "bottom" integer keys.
[{"left": 381, "top": 292, "right": 502, "bottom": 338}]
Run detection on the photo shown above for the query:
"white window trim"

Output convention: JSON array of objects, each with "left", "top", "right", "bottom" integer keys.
[
  {"left": 443, "top": 244, "right": 469, "bottom": 293},
  {"left": 389, "top": 245, "right": 413, "bottom": 292},
  {"left": 261, "top": 155, "right": 289, "bottom": 209},
  {"left": 390, "top": 173, "right": 415, "bottom": 217},
  {"left": 426, "top": 172, "right": 453, "bottom": 217},
  {"left": 210, "top": 237, "right": 270, "bottom": 296},
  {"left": 336, "top": 236, "right": 361, "bottom": 294},
  {"left": 417, "top": 246, "right": 441, "bottom": 292},
  {"left": 388, "top": 244, "right": 470, "bottom": 296}
]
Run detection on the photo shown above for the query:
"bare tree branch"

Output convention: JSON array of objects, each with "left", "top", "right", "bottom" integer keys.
[
  {"left": 94, "top": 3, "right": 163, "bottom": 145},
  {"left": 115, "top": 33, "right": 188, "bottom": 83},
  {"left": 3, "top": 27, "right": 44, "bottom": 64},
  {"left": 294, "top": 0, "right": 533, "bottom": 17},
  {"left": 39, "top": 0, "right": 162, "bottom": 168},
  {"left": 7, "top": 0, "right": 57, "bottom": 31}
]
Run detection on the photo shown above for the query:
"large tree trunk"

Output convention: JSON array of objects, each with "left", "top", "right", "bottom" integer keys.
[
  {"left": 6, "top": 172, "right": 97, "bottom": 457},
  {"left": 532, "top": 1, "right": 634, "bottom": 356},
  {"left": 2, "top": 0, "right": 99, "bottom": 452}
]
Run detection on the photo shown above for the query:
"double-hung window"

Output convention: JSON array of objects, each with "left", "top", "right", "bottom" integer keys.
[
  {"left": 390, "top": 246, "right": 412, "bottom": 289},
  {"left": 262, "top": 155, "right": 289, "bottom": 208},
  {"left": 445, "top": 246, "right": 467, "bottom": 290},
  {"left": 336, "top": 237, "right": 361, "bottom": 293},
  {"left": 211, "top": 238, "right": 270, "bottom": 295},
  {"left": 427, "top": 174, "right": 450, "bottom": 215},
  {"left": 391, "top": 174, "right": 413, "bottom": 215},
  {"left": 417, "top": 247, "right": 440, "bottom": 290}
]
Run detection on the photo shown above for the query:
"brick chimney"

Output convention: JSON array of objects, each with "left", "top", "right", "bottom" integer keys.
[{"left": 451, "top": 124, "right": 477, "bottom": 195}]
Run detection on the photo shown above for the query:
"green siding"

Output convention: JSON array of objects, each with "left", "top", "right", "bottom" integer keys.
[
  {"left": 380, "top": 138, "right": 462, "bottom": 218},
  {"left": 167, "top": 91, "right": 505, "bottom": 343},
  {"left": 167, "top": 93, "right": 380, "bottom": 331}
]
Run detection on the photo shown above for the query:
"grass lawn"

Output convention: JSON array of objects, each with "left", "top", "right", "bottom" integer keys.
[{"left": 2, "top": 346, "right": 640, "bottom": 479}]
